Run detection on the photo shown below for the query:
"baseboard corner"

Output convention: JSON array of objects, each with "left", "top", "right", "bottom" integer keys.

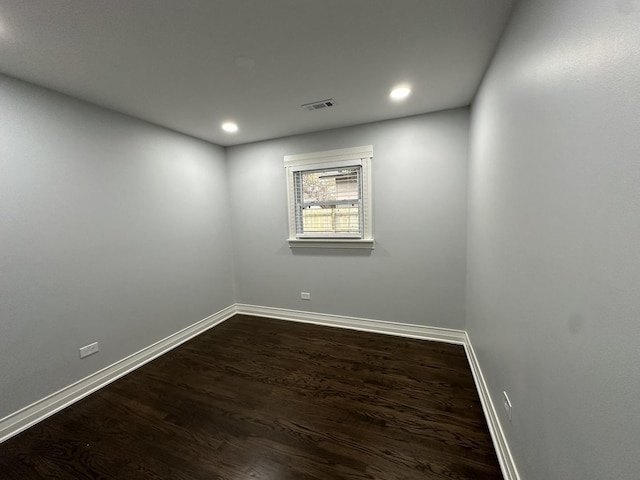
[
  {"left": 0, "top": 304, "right": 237, "bottom": 444},
  {"left": 2, "top": 302, "right": 521, "bottom": 480},
  {"left": 235, "top": 303, "right": 467, "bottom": 345},
  {"left": 463, "top": 332, "right": 521, "bottom": 480}
]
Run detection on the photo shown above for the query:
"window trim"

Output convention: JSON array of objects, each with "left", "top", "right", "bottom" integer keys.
[{"left": 284, "top": 145, "right": 374, "bottom": 249}]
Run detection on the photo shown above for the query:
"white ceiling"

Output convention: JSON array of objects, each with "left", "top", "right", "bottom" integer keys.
[{"left": 0, "top": 0, "right": 514, "bottom": 146}]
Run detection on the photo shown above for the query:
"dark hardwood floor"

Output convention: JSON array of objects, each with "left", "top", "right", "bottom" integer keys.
[{"left": 0, "top": 315, "right": 502, "bottom": 479}]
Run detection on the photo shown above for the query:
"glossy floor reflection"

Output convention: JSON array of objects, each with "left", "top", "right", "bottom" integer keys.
[{"left": 0, "top": 315, "right": 502, "bottom": 479}]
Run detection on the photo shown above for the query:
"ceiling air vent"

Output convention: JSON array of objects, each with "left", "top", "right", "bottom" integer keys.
[{"left": 301, "top": 99, "right": 336, "bottom": 111}]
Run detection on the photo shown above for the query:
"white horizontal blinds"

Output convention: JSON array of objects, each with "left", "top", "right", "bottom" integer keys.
[
  {"left": 293, "top": 170, "right": 304, "bottom": 236},
  {"left": 288, "top": 158, "right": 362, "bottom": 172},
  {"left": 295, "top": 166, "right": 362, "bottom": 237}
]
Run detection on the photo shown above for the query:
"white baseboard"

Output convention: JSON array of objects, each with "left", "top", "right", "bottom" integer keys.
[
  {"left": 1, "top": 302, "right": 519, "bottom": 480},
  {"left": 237, "top": 304, "right": 519, "bottom": 480},
  {"left": 235, "top": 303, "right": 467, "bottom": 344},
  {"left": 464, "top": 333, "right": 521, "bottom": 480},
  {"left": 0, "top": 305, "right": 236, "bottom": 444}
]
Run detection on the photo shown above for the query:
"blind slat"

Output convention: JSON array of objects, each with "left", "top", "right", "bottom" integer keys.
[{"left": 294, "top": 165, "right": 362, "bottom": 237}]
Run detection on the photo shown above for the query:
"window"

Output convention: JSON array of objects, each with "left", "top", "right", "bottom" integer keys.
[{"left": 284, "top": 145, "right": 373, "bottom": 248}]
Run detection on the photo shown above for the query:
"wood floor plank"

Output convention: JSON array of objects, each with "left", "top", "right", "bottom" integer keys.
[{"left": 0, "top": 315, "right": 502, "bottom": 479}]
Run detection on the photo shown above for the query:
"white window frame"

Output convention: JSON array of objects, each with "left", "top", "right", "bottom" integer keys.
[{"left": 284, "top": 145, "right": 374, "bottom": 249}]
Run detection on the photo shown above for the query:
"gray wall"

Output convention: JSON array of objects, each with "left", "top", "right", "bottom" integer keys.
[
  {"left": 227, "top": 110, "right": 469, "bottom": 328},
  {"left": 0, "top": 75, "right": 235, "bottom": 418},
  {"left": 467, "top": 1, "right": 640, "bottom": 478}
]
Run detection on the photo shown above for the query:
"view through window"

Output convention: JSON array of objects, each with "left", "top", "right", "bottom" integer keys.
[{"left": 295, "top": 166, "right": 362, "bottom": 237}]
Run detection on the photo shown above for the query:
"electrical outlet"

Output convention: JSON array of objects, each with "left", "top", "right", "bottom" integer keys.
[
  {"left": 300, "top": 292, "right": 311, "bottom": 300},
  {"left": 503, "top": 391, "right": 512, "bottom": 421},
  {"left": 79, "top": 342, "right": 99, "bottom": 359}
]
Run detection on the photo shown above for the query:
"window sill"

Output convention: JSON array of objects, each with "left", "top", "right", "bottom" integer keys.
[{"left": 287, "top": 238, "right": 375, "bottom": 249}]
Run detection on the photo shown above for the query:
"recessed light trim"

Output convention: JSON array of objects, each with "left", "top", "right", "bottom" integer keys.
[
  {"left": 390, "top": 85, "right": 411, "bottom": 101},
  {"left": 222, "top": 121, "right": 239, "bottom": 133}
]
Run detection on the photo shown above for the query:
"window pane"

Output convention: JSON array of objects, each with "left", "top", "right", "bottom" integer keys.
[
  {"left": 295, "top": 165, "right": 362, "bottom": 237},
  {"left": 302, "top": 168, "right": 359, "bottom": 203},
  {"left": 302, "top": 205, "right": 360, "bottom": 235}
]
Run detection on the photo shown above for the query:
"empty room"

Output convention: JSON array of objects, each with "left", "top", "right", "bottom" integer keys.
[{"left": 1, "top": 1, "right": 638, "bottom": 479}]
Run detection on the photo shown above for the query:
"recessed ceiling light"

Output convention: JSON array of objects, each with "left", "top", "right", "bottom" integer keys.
[
  {"left": 390, "top": 85, "right": 411, "bottom": 101},
  {"left": 222, "top": 121, "right": 238, "bottom": 133}
]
